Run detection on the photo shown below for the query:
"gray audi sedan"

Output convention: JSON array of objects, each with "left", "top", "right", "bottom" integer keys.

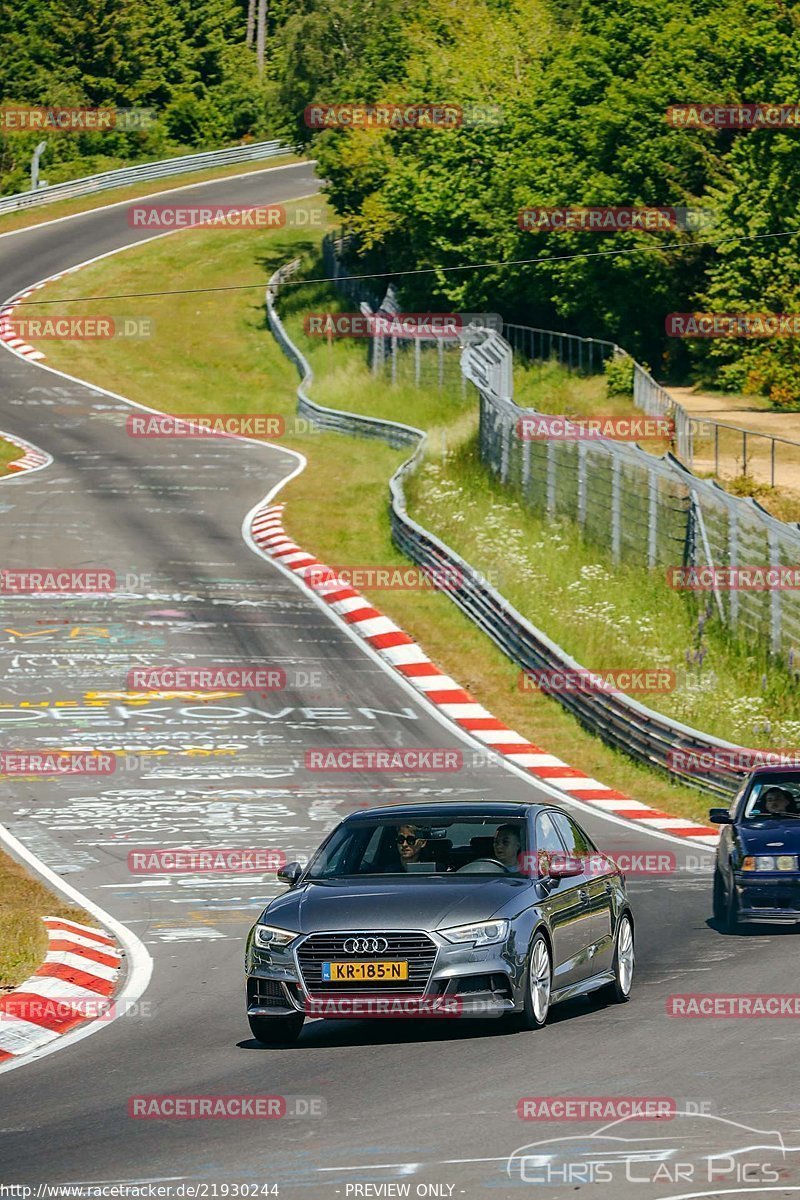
[{"left": 245, "top": 801, "right": 634, "bottom": 1044}]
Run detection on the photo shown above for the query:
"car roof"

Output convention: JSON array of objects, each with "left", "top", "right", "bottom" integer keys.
[
  {"left": 342, "top": 801, "right": 546, "bottom": 822},
  {"left": 748, "top": 765, "right": 800, "bottom": 777}
]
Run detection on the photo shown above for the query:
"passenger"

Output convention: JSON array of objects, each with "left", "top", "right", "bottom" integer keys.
[
  {"left": 493, "top": 824, "right": 522, "bottom": 870},
  {"left": 761, "top": 786, "right": 794, "bottom": 816},
  {"left": 396, "top": 824, "right": 428, "bottom": 868}
]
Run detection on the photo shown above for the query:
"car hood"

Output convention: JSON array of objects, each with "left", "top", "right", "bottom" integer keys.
[
  {"left": 261, "top": 877, "right": 530, "bottom": 933},
  {"left": 738, "top": 822, "right": 800, "bottom": 855}
]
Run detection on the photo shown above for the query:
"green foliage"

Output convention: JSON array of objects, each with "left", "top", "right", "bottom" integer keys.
[{"left": 604, "top": 353, "right": 635, "bottom": 396}]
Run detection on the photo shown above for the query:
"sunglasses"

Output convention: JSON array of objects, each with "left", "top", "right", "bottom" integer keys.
[{"left": 396, "top": 834, "right": 421, "bottom": 846}]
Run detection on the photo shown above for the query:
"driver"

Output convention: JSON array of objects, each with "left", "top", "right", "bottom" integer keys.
[
  {"left": 761, "top": 786, "right": 794, "bottom": 816},
  {"left": 396, "top": 824, "right": 428, "bottom": 868},
  {"left": 493, "top": 824, "right": 522, "bottom": 870}
]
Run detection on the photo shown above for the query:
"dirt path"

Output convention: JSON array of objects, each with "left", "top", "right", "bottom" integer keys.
[{"left": 669, "top": 386, "right": 800, "bottom": 502}]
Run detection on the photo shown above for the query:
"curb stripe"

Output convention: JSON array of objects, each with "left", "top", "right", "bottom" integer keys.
[{"left": 0, "top": 917, "right": 123, "bottom": 1060}]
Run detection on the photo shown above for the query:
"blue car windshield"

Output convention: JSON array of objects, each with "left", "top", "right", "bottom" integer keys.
[
  {"left": 307, "top": 816, "right": 529, "bottom": 878},
  {"left": 743, "top": 778, "right": 800, "bottom": 820}
]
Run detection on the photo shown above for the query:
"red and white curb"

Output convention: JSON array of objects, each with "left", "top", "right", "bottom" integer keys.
[
  {"left": 0, "top": 427, "right": 51, "bottom": 474},
  {"left": 0, "top": 916, "right": 123, "bottom": 1063},
  {"left": 0, "top": 281, "right": 49, "bottom": 361},
  {"left": 250, "top": 503, "right": 719, "bottom": 847}
]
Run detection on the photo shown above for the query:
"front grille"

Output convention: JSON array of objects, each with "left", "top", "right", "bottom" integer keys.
[{"left": 296, "top": 931, "right": 437, "bottom": 994}]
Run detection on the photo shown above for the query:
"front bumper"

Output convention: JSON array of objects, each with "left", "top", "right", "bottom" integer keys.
[
  {"left": 246, "top": 928, "right": 521, "bottom": 1018},
  {"left": 734, "top": 873, "right": 800, "bottom": 922}
]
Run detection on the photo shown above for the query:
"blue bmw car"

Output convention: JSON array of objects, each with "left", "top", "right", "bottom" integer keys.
[{"left": 711, "top": 766, "right": 800, "bottom": 931}]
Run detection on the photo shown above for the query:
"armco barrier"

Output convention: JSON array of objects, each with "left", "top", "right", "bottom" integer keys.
[
  {"left": 266, "top": 260, "right": 761, "bottom": 800},
  {"left": 0, "top": 139, "right": 294, "bottom": 216}
]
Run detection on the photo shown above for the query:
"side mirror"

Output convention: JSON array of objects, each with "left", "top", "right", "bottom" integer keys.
[
  {"left": 277, "top": 861, "right": 303, "bottom": 887},
  {"left": 709, "top": 808, "right": 733, "bottom": 825},
  {"left": 547, "top": 854, "right": 583, "bottom": 880}
]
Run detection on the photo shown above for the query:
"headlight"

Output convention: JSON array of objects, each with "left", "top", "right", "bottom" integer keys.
[
  {"left": 439, "top": 920, "right": 509, "bottom": 947},
  {"left": 741, "top": 855, "right": 799, "bottom": 872},
  {"left": 254, "top": 924, "right": 298, "bottom": 949}
]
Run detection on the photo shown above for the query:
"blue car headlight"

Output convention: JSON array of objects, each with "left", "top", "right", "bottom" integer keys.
[
  {"left": 254, "top": 924, "right": 299, "bottom": 949},
  {"left": 741, "top": 855, "right": 799, "bottom": 872},
  {"left": 439, "top": 920, "right": 509, "bottom": 947}
]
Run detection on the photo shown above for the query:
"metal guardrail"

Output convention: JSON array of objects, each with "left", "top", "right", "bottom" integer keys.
[
  {"left": 266, "top": 257, "right": 748, "bottom": 800},
  {"left": 0, "top": 139, "right": 294, "bottom": 215}
]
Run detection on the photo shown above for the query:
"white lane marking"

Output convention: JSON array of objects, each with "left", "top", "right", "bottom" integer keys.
[{"left": 0, "top": 823, "right": 152, "bottom": 1076}]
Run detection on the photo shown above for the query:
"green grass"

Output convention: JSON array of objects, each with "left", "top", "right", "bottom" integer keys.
[
  {"left": 406, "top": 439, "right": 800, "bottom": 747},
  {"left": 26, "top": 212, "right": 719, "bottom": 823},
  {"left": 0, "top": 439, "right": 22, "bottom": 475},
  {"left": 0, "top": 849, "right": 95, "bottom": 988}
]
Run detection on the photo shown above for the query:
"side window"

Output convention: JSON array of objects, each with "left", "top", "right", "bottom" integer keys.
[
  {"left": 551, "top": 812, "right": 596, "bottom": 857},
  {"left": 535, "top": 811, "right": 567, "bottom": 875}
]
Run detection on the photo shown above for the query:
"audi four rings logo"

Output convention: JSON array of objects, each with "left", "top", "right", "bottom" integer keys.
[{"left": 343, "top": 937, "right": 389, "bottom": 954}]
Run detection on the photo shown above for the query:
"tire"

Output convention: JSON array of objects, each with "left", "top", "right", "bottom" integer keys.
[
  {"left": 713, "top": 867, "right": 740, "bottom": 934},
  {"left": 712, "top": 866, "right": 726, "bottom": 926},
  {"left": 247, "top": 1013, "right": 304, "bottom": 1045},
  {"left": 599, "top": 913, "right": 634, "bottom": 1004},
  {"left": 508, "top": 931, "right": 552, "bottom": 1031}
]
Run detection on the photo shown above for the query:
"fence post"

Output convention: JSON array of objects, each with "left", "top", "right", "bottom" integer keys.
[
  {"left": 611, "top": 456, "right": 621, "bottom": 563},
  {"left": 522, "top": 436, "right": 531, "bottom": 494},
  {"left": 438, "top": 339, "right": 444, "bottom": 389},
  {"left": 391, "top": 336, "right": 397, "bottom": 385},
  {"left": 414, "top": 337, "right": 421, "bottom": 386},
  {"left": 547, "top": 442, "right": 556, "bottom": 516},
  {"left": 500, "top": 417, "right": 510, "bottom": 483},
  {"left": 577, "top": 443, "right": 587, "bottom": 529},
  {"left": 648, "top": 468, "right": 658, "bottom": 568},
  {"left": 728, "top": 508, "right": 739, "bottom": 631},
  {"left": 769, "top": 526, "right": 782, "bottom": 654}
]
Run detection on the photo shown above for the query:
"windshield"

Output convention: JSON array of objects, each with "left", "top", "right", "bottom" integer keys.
[
  {"left": 743, "top": 777, "right": 800, "bottom": 820},
  {"left": 307, "top": 815, "right": 529, "bottom": 878}
]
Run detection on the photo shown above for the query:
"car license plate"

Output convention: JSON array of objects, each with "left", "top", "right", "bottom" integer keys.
[{"left": 322, "top": 960, "right": 409, "bottom": 982}]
